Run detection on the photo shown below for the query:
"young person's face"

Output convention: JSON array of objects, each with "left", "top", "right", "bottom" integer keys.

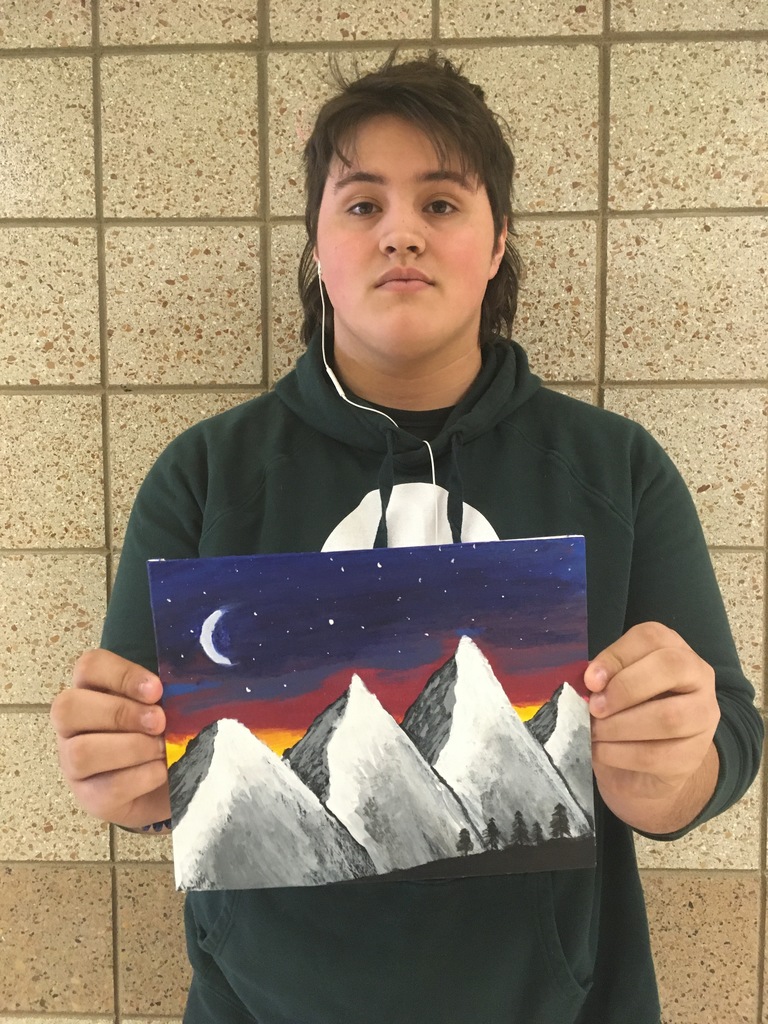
[{"left": 314, "top": 115, "right": 506, "bottom": 397}]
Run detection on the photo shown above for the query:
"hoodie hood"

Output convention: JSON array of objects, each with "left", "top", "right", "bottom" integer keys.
[{"left": 274, "top": 330, "right": 542, "bottom": 470}]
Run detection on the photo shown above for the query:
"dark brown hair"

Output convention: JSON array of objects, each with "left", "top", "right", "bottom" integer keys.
[{"left": 298, "top": 49, "right": 522, "bottom": 346}]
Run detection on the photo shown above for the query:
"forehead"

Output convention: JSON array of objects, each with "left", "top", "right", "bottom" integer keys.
[{"left": 328, "top": 115, "right": 474, "bottom": 182}]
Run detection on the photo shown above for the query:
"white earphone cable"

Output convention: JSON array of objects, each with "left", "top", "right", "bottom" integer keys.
[{"left": 317, "top": 262, "right": 439, "bottom": 544}]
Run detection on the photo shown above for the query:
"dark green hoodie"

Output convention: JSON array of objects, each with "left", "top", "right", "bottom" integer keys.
[{"left": 103, "top": 335, "right": 762, "bottom": 1024}]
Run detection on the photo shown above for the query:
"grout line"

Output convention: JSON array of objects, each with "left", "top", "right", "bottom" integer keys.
[
  {"left": 595, "top": 15, "right": 610, "bottom": 408},
  {"left": 90, "top": 6, "right": 114, "bottom": 610},
  {"left": 756, "top": 386, "right": 768, "bottom": 1022},
  {"left": 3, "top": 380, "right": 766, "bottom": 396},
  {"left": 3, "top": 207, "right": 767, "bottom": 228},
  {"left": 89, "top": 10, "right": 122, "bottom": 1021},
  {"left": 3, "top": 28, "right": 768, "bottom": 59},
  {"left": 257, "top": 1, "right": 272, "bottom": 389}
]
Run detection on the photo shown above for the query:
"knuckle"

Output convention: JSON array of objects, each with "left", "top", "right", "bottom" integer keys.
[
  {"left": 113, "top": 699, "right": 138, "bottom": 733},
  {"left": 65, "top": 735, "right": 92, "bottom": 778},
  {"left": 72, "top": 648, "right": 100, "bottom": 683},
  {"left": 657, "top": 698, "right": 686, "bottom": 734},
  {"left": 49, "top": 689, "right": 76, "bottom": 733},
  {"left": 634, "top": 621, "right": 670, "bottom": 647}
]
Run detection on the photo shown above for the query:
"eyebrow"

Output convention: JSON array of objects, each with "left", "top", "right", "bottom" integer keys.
[{"left": 332, "top": 169, "right": 474, "bottom": 194}]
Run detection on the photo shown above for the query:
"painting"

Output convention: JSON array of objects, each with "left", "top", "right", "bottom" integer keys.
[{"left": 147, "top": 536, "right": 595, "bottom": 891}]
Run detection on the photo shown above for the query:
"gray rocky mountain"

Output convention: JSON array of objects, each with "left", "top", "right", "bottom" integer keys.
[{"left": 286, "top": 674, "right": 478, "bottom": 872}]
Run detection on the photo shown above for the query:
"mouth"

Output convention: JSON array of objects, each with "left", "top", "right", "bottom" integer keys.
[
  {"left": 376, "top": 279, "right": 433, "bottom": 292},
  {"left": 375, "top": 268, "right": 434, "bottom": 288}
]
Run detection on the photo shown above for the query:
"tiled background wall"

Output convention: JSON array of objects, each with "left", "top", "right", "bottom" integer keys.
[{"left": 0, "top": 2, "right": 766, "bottom": 1022}]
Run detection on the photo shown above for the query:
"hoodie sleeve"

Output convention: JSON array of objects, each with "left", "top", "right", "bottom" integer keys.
[{"left": 622, "top": 430, "right": 763, "bottom": 840}]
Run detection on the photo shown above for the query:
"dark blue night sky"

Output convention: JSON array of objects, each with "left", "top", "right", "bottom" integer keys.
[{"left": 148, "top": 536, "right": 588, "bottom": 746}]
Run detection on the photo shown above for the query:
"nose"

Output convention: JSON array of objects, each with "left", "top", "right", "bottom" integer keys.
[{"left": 378, "top": 205, "right": 426, "bottom": 257}]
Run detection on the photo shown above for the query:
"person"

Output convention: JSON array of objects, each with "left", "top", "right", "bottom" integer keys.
[{"left": 51, "top": 51, "right": 762, "bottom": 1023}]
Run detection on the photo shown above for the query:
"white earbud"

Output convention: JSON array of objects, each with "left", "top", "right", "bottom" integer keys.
[{"left": 316, "top": 260, "right": 322, "bottom": 277}]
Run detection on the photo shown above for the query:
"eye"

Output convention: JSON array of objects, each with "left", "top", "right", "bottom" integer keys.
[
  {"left": 426, "top": 199, "right": 457, "bottom": 215},
  {"left": 347, "top": 201, "right": 378, "bottom": 216}
]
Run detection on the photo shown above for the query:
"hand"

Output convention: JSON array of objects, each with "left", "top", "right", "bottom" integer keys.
[
  {"left": 584, "top": 621, "right": 720, "bottom": 834},
  {"left": 50, "top": 649, "right": 171, "bottom": 829}
]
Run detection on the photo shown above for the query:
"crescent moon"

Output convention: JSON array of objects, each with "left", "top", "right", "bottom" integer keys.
[{"left": 200, "top": 609, "right": 234, "bottom": 667}]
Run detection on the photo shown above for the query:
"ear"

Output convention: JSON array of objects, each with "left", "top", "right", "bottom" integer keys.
[{"left": 488, "top": 217, "right": 508, "bottom": 280}]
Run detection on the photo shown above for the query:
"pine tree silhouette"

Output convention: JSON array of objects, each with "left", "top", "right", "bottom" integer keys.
[
  {"left": 509, "top": 809, "right": 530, "bottom": 846},
  {"left": 456, "top": 828, "right": 474, "bottom": 856},
  {"left": 483, "top": 817, "right": 502, "bottom": 851},
  {"left": 550, "top": 802, "right": 572, "bottom": 839},
  {"left": 530, "top": 820, "right": 545, "bottom": 845}
]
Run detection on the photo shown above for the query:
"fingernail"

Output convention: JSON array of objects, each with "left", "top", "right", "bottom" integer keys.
[
  {"left": 590, "top": 666, "right": 608, "bottom": 689},
  {"left": 141, "top": 708, "right": 159, "bottom": 730},
  {"left": 139, "top": 679, "right": 156, "bottom": 699},
  {"left": 590, "top": 694, "right": 606, "bottom": 715}
]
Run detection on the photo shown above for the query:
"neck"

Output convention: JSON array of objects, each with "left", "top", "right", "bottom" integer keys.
[{"left": 330, "top": 344, "right": 482, "bottom": 412}]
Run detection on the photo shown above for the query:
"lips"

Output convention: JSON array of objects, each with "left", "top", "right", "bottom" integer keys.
[{"left": 375, "top": 267, "right": 434, "bottom": 287}]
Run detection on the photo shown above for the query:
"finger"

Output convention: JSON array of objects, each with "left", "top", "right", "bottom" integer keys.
[
  {"left": 584, "top": 622, "right": 688, "bottom": 693},
  {"left": 592, "top": 735, "right": 705, "bottom": 778},
  {"left": 58, "top": 732, "right": 167, "bottom": 783},
  {"left": 590, "top": 692, "right": 718, "bottom": 743},
  {"left": 50, "top": 688, "right": 166, "bottom": 740},
  {"left": 589, "top": 647, "right": 712, "bottom": 719},
  {"left": 72, "top": 761, "right": 170, "bottom": 824},
  {"left": 71, "top": 649, "right": 162, "bottom": 704}
]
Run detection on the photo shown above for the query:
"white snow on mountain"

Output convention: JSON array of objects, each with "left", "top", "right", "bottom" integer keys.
[
  {"left": 286, "top": 674, "right": 478, "bottom": 873},
  {"left": 539, "top": 682, "right": 594, "bottom": 816},
  {"left": 402, "top": 636, "right": 592, "bottom": 841},
  {"left": 171, "top": 718, "right": 374, "bottom": 890}
]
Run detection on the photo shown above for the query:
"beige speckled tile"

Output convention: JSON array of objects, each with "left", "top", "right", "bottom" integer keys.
[
  {"left": 643, "top": 871, "right": 760, "bottom": 1024},
  {"left": 635, "top": 776, "right": 761, "bottom": 869},
  {"left": 105, "top": 225, "right": 262, "bottom": 386},
  {"left": 0, "top": 712, "right": 110, "bottom": 860},
  {"left": 603, "top": 387, "right": 767, "bottom": 546},
  {"left": 115, "top": 825, "right": 174, "bottom": 863},
  {"left": 268, "top": 50, "right": 389, "bottom": 218},
  {"left": 0, "top": 57, "right": 94, "bottom": 218},
  {"left": 100, "top": 1, "right": 258, "bottom": 45},
  {"left": 453, "top": 48, "right": 600, "bottom": 214},
  {"left": 710, "top": 549, "right": 765, "bottom": 706},
  {"left": 108, "top": 391, "right": 254, "bottom": 545},
  {"left": 101, "top": 53, "right": 258, "bottom": 218},
  {"left": 271, "top": 221, "right": 309, "bottom": 383},
  {"left": 0, "top": 2, "right": 91, "bottom": 47},
  {"left": 610, "top": 43, "right": 768, "bottom": 211},
  {"left": 117, "top": 865, "right": 190, "bottom": 1016},
  {"left": 122, "top": 1019, "right": 183, "bottom": 1024},
  {"left": 0, "top": 227, "right": 99, "bottom": 386},
  {"left": 0, "top": 394, "right": 104, "bottom": 548},
  {"left": 613, "top": 0, "right": 768, "bottom": 31},
  {"left": 123, "top": 1020, "right": 183, "bottom": 1024},
  {"left": 440, "top": 0, "right": 602, "bottom": 36},
  {"left": 0, "top": 553, "right": 105, "bottom": 705},
  {"left": 0, "top": 864, "right": 112, "bottom": 1013},
  {"left": 271, "top": 1, "right": 430, "bottom": 41},
  {"left": 546, "top": 384, "right": 596, "bottom": 403},
  {"left": 0, "top": 1018, "right": 112, "bottom": 1024},
  {"left": 514, "top": 218, "right": 598, "bottom": 381},
  {"left": 606, "top": 217, "right": 768, "bottom": 381}
]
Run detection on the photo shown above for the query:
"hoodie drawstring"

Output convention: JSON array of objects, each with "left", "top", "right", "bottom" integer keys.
[
  {"left": 374, "top": 430, "right": 464, "bottom": 548},
  {"left": 373, "top": 430, "right": 396, "bottom": 548},
  {"left": 446, "top": 434, "right": 465, "bottom": 544}
]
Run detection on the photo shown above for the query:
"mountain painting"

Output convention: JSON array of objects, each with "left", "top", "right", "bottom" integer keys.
[{"left": 147, "top": 536, "right": 595, "bottom": 891}]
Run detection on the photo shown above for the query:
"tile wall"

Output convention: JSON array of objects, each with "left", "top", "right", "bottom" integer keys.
[{"left": 0, "top": 2, "right": 766, "bottom": 1021}]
